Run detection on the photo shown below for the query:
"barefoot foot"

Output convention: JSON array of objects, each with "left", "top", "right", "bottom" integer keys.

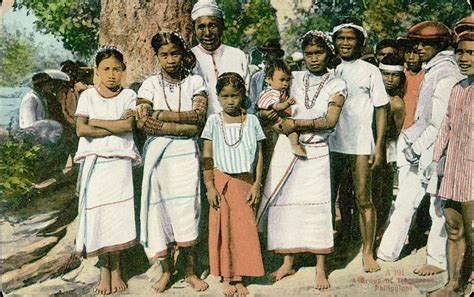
[
  {"left": 95, "top": 267, "right": 111, "bottom": 295},
  {"left": 185, "top": 275, "right": 209, "bottom": 292},
  {"left": 413, "top": 264, "right": 444, "bottom": 276},
  {"left": 270, "top": 264, "right": 296, "bottom": 282},
  {"left": 362, "top": 255, "right": 380, "bottom": 273},
  {"left": 235, "top": 282, "right": 249, "bottom": 296},
  {"left": 111, "top": 269, "right": 128, "bottom": 293},
  {"left": 292, "top": 145, "right": 306, "bottom": 157},
  {"left": 427, "top": 282, "right": 459, "bottom": 297},
  {"left": 314, "top": 269, "right": 330, "bottom": 290},
  {"left": 152, "top": 272, "right": 171, "bottom": 293},
  {"left": 223, "top": 281, "right": 237, "bottom": 297}
]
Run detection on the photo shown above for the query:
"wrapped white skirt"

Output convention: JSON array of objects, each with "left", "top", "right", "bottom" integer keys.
[
  {"left": 258, "top": 135, "right": 334, "bottom": 254},
  {"left": 75, "top": 156, "right": 137, "bottom": 257}
]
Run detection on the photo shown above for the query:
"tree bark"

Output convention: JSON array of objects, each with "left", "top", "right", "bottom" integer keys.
[{"left": 99, "top": 0, "right": 192, "bottom": 85}]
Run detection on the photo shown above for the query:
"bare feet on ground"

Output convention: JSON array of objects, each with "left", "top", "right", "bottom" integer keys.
[
  {"left": 223, "top": 281, "right": 237, "bottom": 297},
  {"left": 152, "top": 271, "right": 171, "bottom": 293},
  {"left": 270, "top": 264, "right": 297, "bottom": 282},
  {"left": 235, "top": 282, "right": 250, "bottom": 296},
  {"left": 362, "top": 254, "right": 380, "bottom": 273},
  {"left": 427, "top": 281, "right": 460, "bottom": 297},
  {"left": 95, "top": 267, "right": 111, "bottom": 295},
  {"left": 110, "top": 269, "right": 127, "bottom": 293},
  {"left": 413, "top": 264, "right": 444, "bottom": 276},
  {"left": 292, "top": 144, "right": 307, "bottom": 157},
  {"left": 185, "top": 275, "right": 209, "bottom": 292},
  {"left": 314, "top": 268, "right": 330, "bottom": 290}
]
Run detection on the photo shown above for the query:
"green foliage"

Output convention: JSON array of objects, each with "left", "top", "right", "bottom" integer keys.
[
  {"left": 284, "top": 0, "right": 471, "bottom": 54},
  {"left": 0, "top": 127, "right": 41, "bottom": 198},
  {"left": 0, "top": 30, "right": 38, "bottom": 86},
  {"left": 15, "top": 0, "right": 100, "bottom": 58},
  {"left": 217, "top": 0, "right": 279, "bottom": 52}
]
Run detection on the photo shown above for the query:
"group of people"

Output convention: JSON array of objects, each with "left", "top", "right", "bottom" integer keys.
[{"left": 69, "top": 0, "right": 473, "bottom": 296}]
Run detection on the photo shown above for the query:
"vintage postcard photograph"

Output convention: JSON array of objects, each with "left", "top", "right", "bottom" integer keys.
[{"left": 1, "top": 0, "right": 473, "bottom": 296}]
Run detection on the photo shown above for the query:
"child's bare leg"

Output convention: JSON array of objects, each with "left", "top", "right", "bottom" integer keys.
[
  {"left": 315, "top": 254, "right": 330, "bottom": 290},
  {"left": 222, "top": 279, "right": 237, "bottom": 296},
  {"left": 271, "top": 254, "right": 296, "bottom": 282},
  {"left": 183, "top": 247, "right": 209, "bottom": 291},
  {"left": 288, "top": 132, "right": 306, "bottom": 157},
  {"left": 110, "top": 252, "right": 127, "bottom": 293},
  {"left": 152, "top": 254, "right": 172, "bottom": 293},
  {"left": 235, "top": 281, "right": 249, "bottom": 296},
  {"left": 95, "top": 255, "right": 111, "bottom": 295}
]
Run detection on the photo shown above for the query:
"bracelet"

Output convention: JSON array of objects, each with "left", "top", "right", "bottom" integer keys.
[
  {"left": 203, "top": 157, "right": 214, "bottom": 171},
  {"left": 328, "top": 101, "right": 343, "bottom": 108}
]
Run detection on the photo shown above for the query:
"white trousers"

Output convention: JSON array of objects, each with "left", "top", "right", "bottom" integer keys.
[{"left": 377, "top": 163, "right": 447, "bottom": 269}]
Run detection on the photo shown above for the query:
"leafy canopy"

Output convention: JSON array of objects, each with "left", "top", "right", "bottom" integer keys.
[
  {"left": 0, "top": 30, "right": 38, "bottom": 86},
  {"left": 284, "top": 0, "right": 470, "bottom": 54},
  {"left": 14, "top": 0, "right": 100, "bottom": 58},
  {"left": 218, "top": 0, "right": 279, "bottom": 52}
]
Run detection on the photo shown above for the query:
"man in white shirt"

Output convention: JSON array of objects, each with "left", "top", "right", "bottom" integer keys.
[
  {"left": 377, "top": 21, "right": 465, "bottom": 277},
  {"left": 329, "top": 21, "right": 389, "bottom": 273},
  {"left": 191, "top": 0, "right": 249, "bottom": 116}
]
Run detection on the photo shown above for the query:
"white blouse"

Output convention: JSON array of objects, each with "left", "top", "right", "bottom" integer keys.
[
  {"left": 138, "top": 73, "right": 206, "bottom": 112},
  {"left": 74, "top": 88, "right": 140, "bottom": 165},
  {"left": 290, "top": 71, "right": 347, "bottom": 144}
]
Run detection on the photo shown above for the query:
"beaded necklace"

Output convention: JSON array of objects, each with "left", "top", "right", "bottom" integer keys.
[
  {"left": 218, "top": 112, "right": 245, "bottom": 148},
  {"left": 303, "top": 72, "right": 330, "bottom": 109},
  {"left": 160, "top": 72, "right": 182, "bottom": 112}
]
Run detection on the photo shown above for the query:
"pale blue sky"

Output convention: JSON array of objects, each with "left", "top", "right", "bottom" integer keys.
[{"left": 2, "top": 7, "right": 74, "bottom": 60}]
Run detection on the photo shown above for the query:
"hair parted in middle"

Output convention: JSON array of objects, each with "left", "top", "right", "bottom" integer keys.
[
  {"left": 216, "top": 72, "right": 251, "bottom": 109},
  {"left": 151, "top": 31, "right": 197, "bottom": 77},
  {"left": 95, "top": 45, "right": 127, "bottom": 70}
]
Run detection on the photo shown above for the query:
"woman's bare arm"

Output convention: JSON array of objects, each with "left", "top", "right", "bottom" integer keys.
[
  {"left": 87, "top": 117, "right": 135, "bottom": 134},
  {"left": 280, "top": 93, "right": 345, "bottom": 134},
  {"left": 76, "top": 116, "right": 112, "bottom": 138},
  {"left": 141, "top": 117, "right": 200, "bottom": 137},
  {"left": 156, "top": 92, "right": 208, "bottom": 126}
]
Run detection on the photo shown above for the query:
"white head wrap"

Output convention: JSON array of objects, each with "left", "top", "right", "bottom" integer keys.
[
  {"left": 332, "top": 23, "right": 368, "bottom": 39},
  {"left": 43, "top": 69, "right": 70, "bottom": 81},
  {"left": 379, "top": 63, "right": 404, "bottom": 72},
  {"left": 300, "top": 30, "right": 336, "bottom": 54},
  {"left": 191, "top": 0, "right": 224, "bottom": 21}
]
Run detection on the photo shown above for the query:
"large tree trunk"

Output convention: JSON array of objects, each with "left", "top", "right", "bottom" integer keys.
[{"left": 99, "top": 0, "right": 192, "bottom": 85}]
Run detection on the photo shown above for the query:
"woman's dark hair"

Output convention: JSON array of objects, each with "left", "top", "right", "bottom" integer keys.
[
  {"left": 376, "top": 39, "right": 399, "bottom": 56},
  {"left": 60, "top": 60, "right": 89, "bottom": 83},
  {"left": 301, "top": 34, "right": 341, "bottom": 70},
  {"left": 95, "top": 46, "right": 126, "bottom": 70},
  {"left": 151, "top": 31, "right": 196, "bottom": 77},
  {"left": 380, "top": 54, "right": 406, "bottom": 97},
  {"left": 265, "top": 58, "right": 292, "bottom": 79},
  {"left": 216, "top": 72, "right": 250, "bottom": 109}
]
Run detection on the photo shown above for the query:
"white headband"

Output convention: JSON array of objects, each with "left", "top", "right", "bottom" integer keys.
[
  {"left": 379, "top": 63, "right": 404, "bottom": 72},
  {"left": 191, "top": 0, "right": 223, "bottom": 20},
  {"left": 332, "top": 23, "right": 368, "bottom": 39}
]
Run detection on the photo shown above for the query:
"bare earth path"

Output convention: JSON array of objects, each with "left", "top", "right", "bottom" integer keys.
[{"left": 8, "top": 245, "right": 464, "bottom": 297}]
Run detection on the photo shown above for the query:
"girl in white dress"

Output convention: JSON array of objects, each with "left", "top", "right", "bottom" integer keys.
[
  {"left": 74, "top": 46, "right": 140, "bottom": 295},
  {"left": 257, "top": 31, "right": 346, "bottom": 290},
  {"left": 135, "top": 32, "right": 209, "bottom": 293}
]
